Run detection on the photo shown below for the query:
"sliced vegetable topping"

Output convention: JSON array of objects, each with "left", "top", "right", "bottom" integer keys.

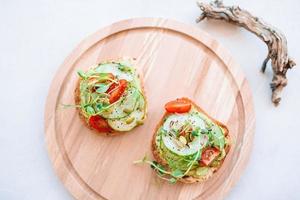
[
  {"left": 108, "top": 79, "right": 127, "bottom": 103},
  {"left": 76, "top": 60, "right": 146, "bottom": 133},
  {"left": 135, "top": 101, "right": 228, "bottom": 183},
  {"left": 165, "top": 98, "right": 191, "bottom": 113},
  {"left": 89, "top": 115, "right": 112, "bottom": 132},
  {"left": 200, "top": 147, "right": 220, "bottom": 166},
  {"left": 107, "top": 91, "right": 146, "bottom": 131}
]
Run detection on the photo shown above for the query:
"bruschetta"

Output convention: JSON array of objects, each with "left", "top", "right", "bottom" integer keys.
[
  {"left": 75, "top": 59, "right": 147, "bottom": 135},
  {"left": 136, "top": 98, "right": 230, "bottom": 183}
]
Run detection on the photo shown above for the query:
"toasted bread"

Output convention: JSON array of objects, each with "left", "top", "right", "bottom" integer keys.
[{"left": 151, "top": 98, "right": 231, "bottom": 183}]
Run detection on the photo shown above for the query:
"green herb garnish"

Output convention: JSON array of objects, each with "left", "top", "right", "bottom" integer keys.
[
  {"left": 85, "top": 106, "right": 95, "bottom": 115},
  {"left": 95, "top": 83, "right": 111, "bottom": 93},
  {"left": 77, "top": 70, "right": 87, "bottom": 79},
  {"left": 171, "top": 169, "right": 184, "bottom": 178}
]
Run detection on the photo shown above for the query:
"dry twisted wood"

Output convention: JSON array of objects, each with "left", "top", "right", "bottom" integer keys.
[{"left": 196, "top": 0, "right": 296, "bottom": 106}]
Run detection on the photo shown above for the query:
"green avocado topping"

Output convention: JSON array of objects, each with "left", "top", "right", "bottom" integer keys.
[
  {"left": 64, "top": 60, "right": 146, "bottom": 132},
  {"left": 134, "top": 106, "right": 228, "bottom": 184}
]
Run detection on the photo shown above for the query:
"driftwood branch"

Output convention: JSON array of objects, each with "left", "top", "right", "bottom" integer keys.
[{"left": 196, "top": 0, "right": 296, "bottom": 106}]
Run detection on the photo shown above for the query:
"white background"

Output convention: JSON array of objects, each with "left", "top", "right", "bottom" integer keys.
[{"left": 0, "top": 0, "right": 300, "bottom": 199}]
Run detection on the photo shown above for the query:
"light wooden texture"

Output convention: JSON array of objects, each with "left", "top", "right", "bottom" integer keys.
[{"left": 44, "top": 18, "right": 255, "bottom": 200}]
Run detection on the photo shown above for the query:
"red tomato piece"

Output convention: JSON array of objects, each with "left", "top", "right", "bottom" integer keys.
[
  {"left": 200, "top": 147, "right": 220, "bottom": 166},
  {"left": 109, "top": 79, "right": 127, "bottom": 104},
  {"left": 106, "top": 82, "right": 118, "bottom": 93},
  {"left": 165, "top": 98, "right": 192, "bottom": 113},
  {"left": 89, "top": 115, "right": 112, "bottom": 132}
]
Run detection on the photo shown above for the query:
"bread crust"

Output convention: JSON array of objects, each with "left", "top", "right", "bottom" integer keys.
[
  {"left": 74, "top": 59, "right": 147, "bottom": 136},
  {"left": 151, "top": 98, "right": 231, "bottom": 183}
]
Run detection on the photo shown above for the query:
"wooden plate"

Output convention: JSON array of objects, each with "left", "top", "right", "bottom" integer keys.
[{"left": 45, "top": 18, "right": 255, "bottom": 200}]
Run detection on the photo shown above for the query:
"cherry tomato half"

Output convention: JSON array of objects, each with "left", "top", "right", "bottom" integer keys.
[
  {"left": 108, "top": 79, "right": 127, "bottom": 104},
  {"left": 200, "top": 147, "right": 220, "bottom": 166},
  {"left": 165, "top": 98, "right": 192, "bottom": 113},
  {"left": 106, "top": 82, "right": 118, "bottom": 93},
  {"left": 89, "top": 115, "right": 112, "bottom": 133}
]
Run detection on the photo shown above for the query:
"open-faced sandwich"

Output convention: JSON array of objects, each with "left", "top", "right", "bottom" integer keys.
[
  {"left": 135, "top": 98, "right": 230, "bottom": 183},
  {"left": 75, "top": 59, "right": 147, "bottom": 135}
]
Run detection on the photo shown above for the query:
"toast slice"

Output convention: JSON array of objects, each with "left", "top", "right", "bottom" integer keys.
[
  {"left": 74, "top": 58, "right": 147, "bottom": 136},
  {"left": 151, "top": 98, "right": 231, "bottom": 183}
]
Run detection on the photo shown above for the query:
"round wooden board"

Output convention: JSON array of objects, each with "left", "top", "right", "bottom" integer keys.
[{"left": 45, "top": 18, "right": 255, "bottom": 200}]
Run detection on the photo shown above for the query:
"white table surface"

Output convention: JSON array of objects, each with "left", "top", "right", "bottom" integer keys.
[{"left": 1, "top": 0, "right": 299, "bottom": 199}]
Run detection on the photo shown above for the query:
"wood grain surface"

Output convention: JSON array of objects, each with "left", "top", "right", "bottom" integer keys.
[{"left": 44, "top": 18, "right": 255, "bottom": 200}]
